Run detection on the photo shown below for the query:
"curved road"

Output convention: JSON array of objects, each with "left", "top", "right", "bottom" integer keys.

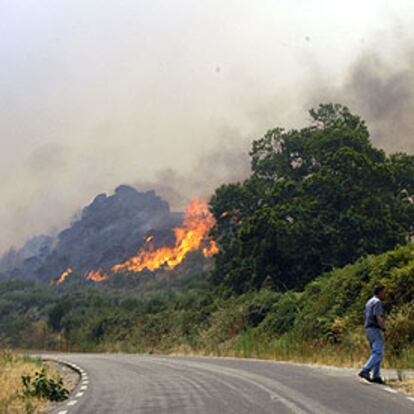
[{"left": 46, "top": 353, "right": 414, "bottom": 414}]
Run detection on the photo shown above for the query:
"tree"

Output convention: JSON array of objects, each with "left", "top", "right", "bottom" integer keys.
[{"left": 210, "top": 104, "right": 414, "bottom": 293}]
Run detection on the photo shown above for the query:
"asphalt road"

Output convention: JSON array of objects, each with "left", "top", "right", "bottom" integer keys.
[{"left": 45, "top": 353, "right": 414, "bottom": 414}]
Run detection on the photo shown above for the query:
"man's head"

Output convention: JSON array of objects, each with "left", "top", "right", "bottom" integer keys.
[{"left": 374, "top": 284, "right": 385, "bottom": 300}]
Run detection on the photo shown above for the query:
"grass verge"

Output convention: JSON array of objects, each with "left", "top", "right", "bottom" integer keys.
[{"left": 0, "top": 350, "right": 65, "bottom": 414}]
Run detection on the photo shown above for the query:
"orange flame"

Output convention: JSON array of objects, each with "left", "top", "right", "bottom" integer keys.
[
  {"left": 50, "top": 198, "right": 218, "bottom": 284},
  {"left": 53, "top": 268, "right": 73, "bottom": 285},
  {"left": 202, "top": 241, "right": 219, "bottom": 257},
  {"left": 112, "top": 198, "right": 218, "bottom": 273},
  {"left": 86, "top": 269, "right": 109, "bottom": 282}
]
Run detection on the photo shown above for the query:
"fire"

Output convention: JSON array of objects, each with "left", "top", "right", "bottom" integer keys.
[
  {"left": 50, "top": 198, "right": 219, "bottom": 284},
  {"left": 202, "top": 241, "right": 219, "bottom": 257},
  {"left": 112, "top": 198, "right": 218, "bottom": 273},
  {"left": 86, "top": 269, "right": 109, "bottom": 282},
  {"left": 53, "top": 268, "right": 73, "bottom": 285}
]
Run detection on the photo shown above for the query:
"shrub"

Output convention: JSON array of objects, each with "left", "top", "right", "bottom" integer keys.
[
  {"left": 258, "top": 292, "right": 301, "bottom": 336},
  {"left": 386, "top": 302, "right": 414, "bottom": 356},
  {"left": 21, "top": 369, "right": 69, "bottom": 402}
]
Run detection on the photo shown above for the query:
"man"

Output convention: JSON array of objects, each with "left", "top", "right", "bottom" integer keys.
[{"left": 358, "top": 285, "right": 386, "bottom": 384}]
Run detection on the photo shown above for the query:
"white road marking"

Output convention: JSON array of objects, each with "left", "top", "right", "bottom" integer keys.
[
  {"left": 57, "top": 411, "right": 68, "bottom": 414},
  {"left": 383, "top": 387, "right": 398, "bottom": 394},
  {"left": 76, "top": 391, "right": 84, "bottom": 397},
  {"left": 407, "top": 397, "right": 414, "bottom": 402},
  {"left": 82, "top": 380, "right": 89, "bottom": 384},
  {"left": 67, "top": 400, "right": 78, "bottom": 406},
  {"left": 80, "top": 385, "right": 88, "bottom": 390}
]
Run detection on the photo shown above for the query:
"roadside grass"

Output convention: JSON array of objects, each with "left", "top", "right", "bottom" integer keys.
[
  {"left": 0, "top": 350, "right": 63, "bottom": 414},
  {"left": 388, "top": 377, "right": 414, "bottom": 396},
  {"left": 230, "top": 331, "right": 369, "bottom": 367},
  {"left": 227, "top": 334, "right": 414, "bottom": 371},
  {"left": 171, "top": 333, "right": 414, "bottom": 373},
  {"left": 73, "top": 321, "right": 414, "bottom": 373}
]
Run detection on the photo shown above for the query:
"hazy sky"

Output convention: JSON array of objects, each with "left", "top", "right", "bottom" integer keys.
[{"left": 1, "top": 0, "right": 414, "bottom": 253}]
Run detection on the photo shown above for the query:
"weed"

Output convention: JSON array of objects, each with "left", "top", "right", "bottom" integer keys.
[{"left": 21, "top": 369, "right": 69, "bottom": 402}]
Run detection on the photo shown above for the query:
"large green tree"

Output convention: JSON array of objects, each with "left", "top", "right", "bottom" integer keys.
[{"left": 210, "top": 104, "right": 414, "bottom": 293}]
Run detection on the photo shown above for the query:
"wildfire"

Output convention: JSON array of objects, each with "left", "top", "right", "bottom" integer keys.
[
  {"left": 86, "top": 269, "right": 109, "bottom": 282},
  {"left": 112, "top": 198, "right": 218, "bottom": 273},
  {"left": 202, "top": 242, "right": 219, "bottom": 257},
  {"left": 53, "top": 268, "right": 73, "bottom": 285},
  {"left": 50, "top": 198, "right": 218, "bottom": 284}
]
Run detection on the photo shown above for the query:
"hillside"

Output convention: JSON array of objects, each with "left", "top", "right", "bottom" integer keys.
[
  {"left": 1, "top": 104, "right": 414, "bottom": 370},
  {"left": 1, "top": 244, "right": 413, "bottom": 369},
  {"left": 0, "top": 186, "right": 184, "bottom": 283}
]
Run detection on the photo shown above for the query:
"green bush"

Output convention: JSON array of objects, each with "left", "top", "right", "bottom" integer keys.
[
  {"left": 21, "top": 369, "right": 69, "bottom": 402},
  {"left": 259, "top": 292, "right": 300, "bottom": 336},
  {"left": 386, "top": 302, "right": 414, "bottom": 356},
  {"left": 287, "top": 244, "right": 414, "bottom": 351}
]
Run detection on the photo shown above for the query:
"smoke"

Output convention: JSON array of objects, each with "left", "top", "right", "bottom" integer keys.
[
  {"left": 1, "top": 1, "right": 414, "bottom": 254},
  {"left": 308, "top": 39, "right": 414, "bottom": 154},
  {"left": 136, "top": 129, "right": 251, "bottom": 210},
  {"left": 345, "top": 52, "right": 414, "bottom": 153},
  {"left": 146, "top": 43, "right": 414, "bottom": 212}
]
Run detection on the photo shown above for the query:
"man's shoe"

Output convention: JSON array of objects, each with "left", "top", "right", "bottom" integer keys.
[
  {"left": 371, "top": 377, "right": 385, "bottom": 385},
  {"left": 358, "top": 370, "right": 371, "bottom": 382}
]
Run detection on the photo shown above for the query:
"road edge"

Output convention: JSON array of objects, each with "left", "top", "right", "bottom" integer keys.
[{"left": 41, "top": 358, "right": 89, "bottom": 414}]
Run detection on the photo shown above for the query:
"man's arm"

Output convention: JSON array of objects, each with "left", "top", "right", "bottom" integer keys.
[
  {"left": 374, "top": 300, "right": 386, "bottom": 330},
  {"left": 376, "top": 314, "right": 386, "bottom": 330}
]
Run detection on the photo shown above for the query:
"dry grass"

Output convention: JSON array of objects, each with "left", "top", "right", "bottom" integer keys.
[
  {"left": 171, "top": 337, "right": 414, "bottom": 373},
  {"left": 388, "top": 377, "right": 414, "bottom": 396},
  {"left": 0, "top": 350, "right": 54, "bottom": 414}
]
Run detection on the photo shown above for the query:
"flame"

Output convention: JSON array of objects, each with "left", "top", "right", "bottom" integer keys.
[
  {"left": 202, "top": 241, "right": 219, "bottom": 257},
  {"left": 112, "top": 198, "right": 218, "bottom": 273},
  {"left": 50, "top": 198, "right": 218, "bottom": 284},
  {"left": 53, "top": 268, "right": 73, "bottom": 285},
  {"left": 86, "top": 269, "right": 109, "bottom": 282}
]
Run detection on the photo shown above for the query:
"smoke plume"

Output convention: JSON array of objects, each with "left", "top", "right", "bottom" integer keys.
[{"left": 1, "top": 1, "right": 414, "bottom": 254}]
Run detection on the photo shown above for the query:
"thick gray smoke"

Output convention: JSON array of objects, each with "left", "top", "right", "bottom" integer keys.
[
  {"left": 135, "top": 134, "right": 251, "bottom": 210},
  {"left": 1, "top": 1, "right": 414, "bottom": 254},
  {"left": 346, "top": 52, "right": 414, "bottom": 153},
  {"left": 142, "top": 45, "right": 414, "bottom": 210},
  {"left": 309, "top": 46, "right": 414, "bottom": 154}
]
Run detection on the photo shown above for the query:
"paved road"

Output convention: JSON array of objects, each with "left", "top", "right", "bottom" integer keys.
[{"left": 45, "top": 353, "right": 414, "bottom": 414}]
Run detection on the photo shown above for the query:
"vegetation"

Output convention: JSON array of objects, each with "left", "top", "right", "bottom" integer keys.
[
  {"left": 210, "top": 104, "right": 414, "bottom": 292},
  {"left": 1, "top": 244, "right": 414, "bottom": 369},
  {"left": 1, "top": 103, "right": 414, "bottom": 370},
  {"left": 0, "top": 350, "right": 66, "bottom": 414},
  {"left": 22, "top": 369, "right": 68, "bottom": 402}
]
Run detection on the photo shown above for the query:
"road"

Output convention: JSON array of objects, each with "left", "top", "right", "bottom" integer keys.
[{"left": 45, "top": 353, "right": 414, "bottom": 414}]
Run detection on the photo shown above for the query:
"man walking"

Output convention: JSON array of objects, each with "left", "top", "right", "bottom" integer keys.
[{"left": 358, "top": 285, "right": 386, "bottom": 384}]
